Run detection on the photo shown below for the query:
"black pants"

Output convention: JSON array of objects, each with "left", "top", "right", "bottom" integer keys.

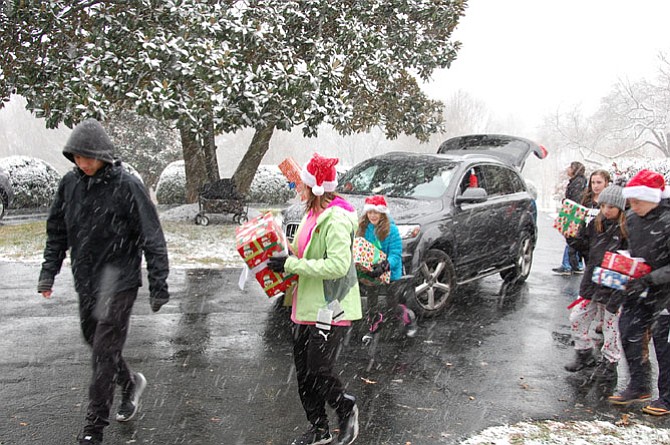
[
  {"left": 618, "top": 300, "right": 668, "bottom": 398},
  {"left": 363, "top": 280, "right": 413, "bottom": 332},
  {"left": 293, "top": 324, "right": 355, "bottom": 427},
  {"left": 79, "top": 288, "right": 138, "bottom": 435}
]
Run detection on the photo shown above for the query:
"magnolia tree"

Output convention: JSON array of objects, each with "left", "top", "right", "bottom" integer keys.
[
  {"left": 104, "top": 111, "right": 182, "bottom": 190},
  {"left": 1, "top": 0, "right": 467, "bottom": 201}
]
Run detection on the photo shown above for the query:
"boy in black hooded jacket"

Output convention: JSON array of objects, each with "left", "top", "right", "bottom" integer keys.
[
  {"left": 608, "top": 170, "right": 670, "bottom": 417},
  {"left": 37, "top": 118, "right": 170, "bottom": 444}
]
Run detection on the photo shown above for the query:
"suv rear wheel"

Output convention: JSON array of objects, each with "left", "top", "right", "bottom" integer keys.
[
  {"left": 500, "top": 232, "right": 533, "bottom": 284},
  {"left": 411, "top": 249, "right": 456, "bottom": 317}
]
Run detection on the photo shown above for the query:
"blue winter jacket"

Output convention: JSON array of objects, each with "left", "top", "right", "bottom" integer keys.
[{"left": 364, "top": 219, "right": 403, "bottom": 281}]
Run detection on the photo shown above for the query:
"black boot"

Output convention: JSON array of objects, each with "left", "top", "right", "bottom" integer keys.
[
  {"left": 564, "top": 349, "right": 596, "bottom": 372},
  {"left": 591, "top": 359, "right": 618, "bottom": 392},
  {"left": 591, "top": 359, "right": 617, "bottom": 381}
]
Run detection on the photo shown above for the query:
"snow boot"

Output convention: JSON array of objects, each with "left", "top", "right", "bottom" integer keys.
[
  {"left": 590, "top": 359, "right": 618, "bottom": 392},
  {"left": 591, "top": 360, "right": 617, "bottom": 382},
  {"left": 564, "top": 349, "right": 596, "bottom": 372}
]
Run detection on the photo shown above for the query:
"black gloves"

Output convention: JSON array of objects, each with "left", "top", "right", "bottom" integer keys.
[
  {"left": 150, "top": 294, "right": 169, "bottom": 312},
  {"left": 624, "top": 275, "right": 652, "bottom": 298},
  {"left": 368, "top": 260, "right": 389, "bottom": 278},
  {"left": 267, "top": 253, "right": 289, "bottom": 273},
  {"left": 606, "top": 290, "right": 625, "bottom": 314}
]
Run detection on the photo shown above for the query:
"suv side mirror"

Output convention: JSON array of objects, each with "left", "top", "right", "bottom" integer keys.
[{"left": 456, "top": 187, "right": 488, "bottom": 204}]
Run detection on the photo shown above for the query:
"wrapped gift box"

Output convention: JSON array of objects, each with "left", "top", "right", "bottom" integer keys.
[
  {"left": 235, "top": 212, "right": 288, "bottom": 268},
  {"left": 553, "top": 199, "right": 588, "bottom": 237},
  {"left": 255, "top": 267, "right": 298, "bottom": 298},
  {"left": 601, "top": 251, "right": 651, "bottom": 279},
  {"left": 591, "top": 266, "right": 629, "bottom": 290},
  {"left": 278, "top": 157, "right": 303, "bottom": 189},
  {"left": 352, "top": 237, "right": 390, "bottom": 285}
]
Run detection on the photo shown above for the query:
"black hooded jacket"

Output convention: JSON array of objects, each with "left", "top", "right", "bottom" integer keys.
[
  {"left": 568, "top": 216, "right": 627, "bottom": 306},
  {"left": 625, "top": 200, "right": 670, "bottom": 311},
  {"left": 38, "top": 121, "right": 169, "bottom": 304},
  {"left": 565, "top": 174, "right": 587, "bottom": 203}
]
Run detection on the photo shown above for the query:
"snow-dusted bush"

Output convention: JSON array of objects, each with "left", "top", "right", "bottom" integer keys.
[
  {"left": 155, "top": 162, "right": 296, "bottom": 205},
  {"left": 0, "top": 155, "right": 61, "bottom": 209},
  {"left": 120, "top": 162, "right": 144, "bottom": 185},
  {"left": 155, "top": 160, "right": 186, "bottom": 205},
  {"left": 606, "top": 157, "right": 670, "bottom": 186},
  {"left": 247, "top": 165, "right": 295, "bottom": 204}
]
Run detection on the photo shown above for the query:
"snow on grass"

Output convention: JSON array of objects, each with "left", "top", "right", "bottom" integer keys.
[
  {"left": 0, "top": 204, "right": 275, "bottom": 269},
  {"left": 461, "top": 419, "right": 670, "bottom": 444}
]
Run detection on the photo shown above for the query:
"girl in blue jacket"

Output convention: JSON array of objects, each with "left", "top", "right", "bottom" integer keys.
[{"left": 357, "top": 195, "right": 418, "bottom": 342}]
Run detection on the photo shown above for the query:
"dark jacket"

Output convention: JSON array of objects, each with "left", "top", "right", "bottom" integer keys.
[
  {"left": 568, "top": 217, "right": 627, "bottom": 306},
  {"left": 565, "top": 174, "right": 587, "bottom": 203},
  {"left": 625, "top": 200, "right": 670, "bottom": 311},
  {"left": 38, "top": 162, "right": 169, "bottom": 304}
]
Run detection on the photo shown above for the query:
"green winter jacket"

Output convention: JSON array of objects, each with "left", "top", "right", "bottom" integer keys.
[{"left": 284, "top": 198, "right": 362, "bottom": 322}]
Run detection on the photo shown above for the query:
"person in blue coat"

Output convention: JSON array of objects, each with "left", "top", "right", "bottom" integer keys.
[{"left": 356, "top": 195, "right": 418, "bottom": 342}]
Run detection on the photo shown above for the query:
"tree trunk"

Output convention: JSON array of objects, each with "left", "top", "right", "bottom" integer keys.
[
  {"left": 178, "top": 111, "right": 221, "bottom": 203},
  {"left": 203, "top": 113, "right": 220, "bottom": 182},
  {"left": 232, "top": 121, "right": 276, "bottom": 194},
  {"left": 179, "top": 123, "right": 208, "bottom": 203}
]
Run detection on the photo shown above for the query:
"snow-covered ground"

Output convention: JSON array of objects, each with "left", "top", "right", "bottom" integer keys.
[
  {"left": 3, "top": 204, "right": 670, "bottom": 444},
  {"left": 461, "top": 419, "right": 670, "bottom": 444}
]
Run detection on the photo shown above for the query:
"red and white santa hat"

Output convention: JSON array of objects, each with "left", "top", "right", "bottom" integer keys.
[
  {"left": 363, "top": 195, "right": 389, "bottom": 214},
  {"left": 622, "top": 169, "right": 670, "bottom": 203},
  {"left": 301, "top": 153, "right": 339, "bottom": 196}
]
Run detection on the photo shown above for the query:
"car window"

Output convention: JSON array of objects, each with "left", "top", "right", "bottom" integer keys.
[
  {"left": 458, "top": 166, "right": 486, "bottom": 194},
  {"left": 481, "top": 165, "right": 524, "bottom": 196},
  {"left": 338, "top": 158, "right": 457, "bottom": 199}
]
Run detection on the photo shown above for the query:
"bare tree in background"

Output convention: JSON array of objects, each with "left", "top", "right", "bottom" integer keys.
[
  {"left": 596, "top": 54, "right": 670, "bottom": 158},
  {"left": 442, "top": 90, "right": 491, "bottom": 136},
  {"left": 547, "top": 53, "right": 670, "bottom": 163},
  {"left": 425, "top": 90, "right": 492, "bottom": 149}
]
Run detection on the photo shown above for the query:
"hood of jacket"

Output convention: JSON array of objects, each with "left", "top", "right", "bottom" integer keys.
[{"left": 63, "top": 118, "right": 115, "bottom": 164}]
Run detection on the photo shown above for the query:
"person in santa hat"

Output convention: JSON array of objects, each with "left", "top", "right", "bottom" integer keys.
[
  {"left": 357, "top": 194, "right": 418, "bottom": 342},
  {"left": 267, "top": 153, "right": 361, "bottom": 445},
  {"left": 608, "top": 169, "right": 670, "bottom": 417}
]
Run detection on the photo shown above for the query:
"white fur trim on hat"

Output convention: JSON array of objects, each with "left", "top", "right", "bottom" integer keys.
[
  {"left": 300, "top": 166, "right": 337, "bottom": 196},
  {"left": 622, "top": 185, "right": 665, "bottom": 203},
  {"left": 363, "top": 204, "right": 389, "bottom": 214}
]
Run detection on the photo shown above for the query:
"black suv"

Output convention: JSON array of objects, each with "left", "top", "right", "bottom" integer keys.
[
  {"left": 0, "top": 166, "right": 13, "bottom": 220},
  {"left": 282, "top": 134, "right": 547, "bottom": 317}
]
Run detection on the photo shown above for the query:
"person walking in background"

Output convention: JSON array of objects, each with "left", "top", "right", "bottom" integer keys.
[
  {"left": 267, "top": 153, "right": 361, "bottom": 445},
  {"left": 564, "top": 185, "right": 627, "bottom": 389},
  {"left": 553, "top": 161, "right": 588, "bottom": 275},
  {"left": 608, "top": 170, "right": 670, "bottom": 416},
  {"left": 357, "top": 195, "right": 418, "bottom": 343},
  {"left": 37, "top": 119, "right": 170, "bottom": 445}
]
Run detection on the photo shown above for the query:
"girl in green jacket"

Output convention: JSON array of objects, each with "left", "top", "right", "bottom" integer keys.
[{"left": 268, "top": 153, "right": 361, "bottom": 445}]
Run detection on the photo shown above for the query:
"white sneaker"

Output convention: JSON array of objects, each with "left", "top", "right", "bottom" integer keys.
[{"left": 115, "top": 372, "right": 147, "bottom": 422}]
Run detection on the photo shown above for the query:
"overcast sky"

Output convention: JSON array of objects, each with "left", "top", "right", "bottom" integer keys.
[{"left": 424, "top": 0, "right": 670, "bottom": 134}]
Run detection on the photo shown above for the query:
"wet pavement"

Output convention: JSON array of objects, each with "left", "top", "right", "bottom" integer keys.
[{"left": 2, "top": 212, "right": 670, "bottom": 444}]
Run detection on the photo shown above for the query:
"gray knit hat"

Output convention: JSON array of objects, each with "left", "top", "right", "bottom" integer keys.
[
  {"left": 63, "top": 118, "right": 115, "bottom": 164},
  {"left": 597, "top": 185, "right": 626, "bottom": 210}
]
